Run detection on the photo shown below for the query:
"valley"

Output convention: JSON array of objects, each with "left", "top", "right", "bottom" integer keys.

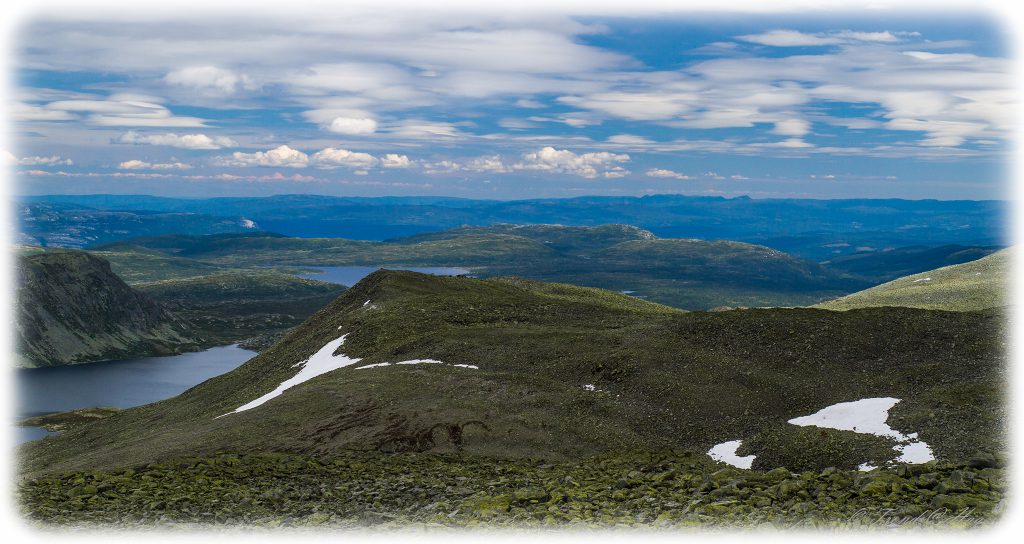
[
  {"left": 12, "top": 202, "right": 1011, "bottom": 529},
  {"left": 9, "top": 7, "right": 1015, "bottom": 532}
]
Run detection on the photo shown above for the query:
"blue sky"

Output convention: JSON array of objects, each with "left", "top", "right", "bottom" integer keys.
[{"left": 3, "top": 4, "right": 1014, "bottom": 200}]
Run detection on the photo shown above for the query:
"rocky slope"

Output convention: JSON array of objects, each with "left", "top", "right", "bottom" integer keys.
[{"left": 15, "top": 251, "right": 203, "bottom": 367}]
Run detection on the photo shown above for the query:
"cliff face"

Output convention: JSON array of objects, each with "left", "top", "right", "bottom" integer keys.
[{"left": 15, "top": 251, "right": 203, "bottom": 367}]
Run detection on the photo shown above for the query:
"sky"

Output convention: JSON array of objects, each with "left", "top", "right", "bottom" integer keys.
[{"left": 1, "top": 2, "right": 1017, "bottom": 200}]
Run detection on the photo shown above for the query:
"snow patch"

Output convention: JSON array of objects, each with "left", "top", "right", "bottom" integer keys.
[
  {"left": 355, "top": 362, "right": 391, "bottom": 370},
  {"left": 355, "top": 360, "right": 479, "bottom": 370},
  {"left": 219, "top": 335, "right": 361, "bottom": 417},
  {"left": 396, "top": 359, "right": 445, "bottom": 365},
  {"left": 912, "top": 277, "right": 932, "bottom": 283},
  {"left": 788, "top": 397, "right": 935, "bottom": 465},
  {"left": 708, "top": 440, "right": 756, "bottom": 469}
]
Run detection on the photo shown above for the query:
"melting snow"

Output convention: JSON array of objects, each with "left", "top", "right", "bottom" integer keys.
[
  {"left": 858, "top": 463, "right": 878, "bottom": 472},
  {"left": 356, "top": 360, "right": 478, "bottom": 370},
  {"left": 355, "top": 362, "right": 391, "bottom": 370},
  {"left": 396, "top": 359, "right": 445, "bottom": 365},
  {"left": 788, "top": 397, "right": 935, "bottom": 465},
  {"left": 708, "top": 440, "right": 756, "bottom": 469},
  {"left": 912, "top": 277, "right": 932, "bottom": 283},
  {"left": 219, "top": 335, "right": 361, "bottom": 417}
]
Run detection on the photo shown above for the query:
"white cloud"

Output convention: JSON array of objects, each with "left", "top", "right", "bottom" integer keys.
[
  {"left": 730, "top": 174, "right": 750, "bottom": 180},
  {"left": 386, "top": 120, "right": 463, "bottom": 139},
  {"left": 607, "top": 134, "right": 656, "bottom": 146},
  {"left": 218, "top": 145, "right": 411, "bottom": 170},
  {"left": 45, "top": 95, "right": 207, "bottom": 127},
  {"left": 3, "top": 151, "right": 74, "bottom": 166},
  {"left": 219, "top": 145, "right": 310, "bottom": 168},
  {"left": 515, "top": 98, "right": 545, "bottom": 109},
  {"left": 514, "top": 147, "right": 630, "bottom": 179},
  {"left": 885, "top": 118, "right": 987, "bottom": 147},
  {"left": 738, "top": 30, "right": 842, "bottom": 47},
  {"left": 115, "top": 131, "right": 237, "bottom": 149},
  {"left": 326, "top": 117, "right": 378, "bottom": 135},
  {"left": 737, "top": 29, "right": 903, "bottom": 47},
  {"left": 165, "top": 66, "right": 258, "bottom": 95},
  {"left": 645, "top": 168, "right": 689, "bottom": 180},
  {"left": 3, "top": 152, "right": 74, "bottom": 166},
  {"left": 772, "top": 118, "right": 811, "bottom": 137},
  {"left": 310, "top": 147, "right": 379, "bottom": 169},
  {"left": 423, "top": 160, "right": 462, "bottom": 174},
  {"left": 118, "top": 159, "right": 191, "bottom": 170},
  {"left": 757, "top": 138, "right": 815, "bottom": 149},
  {"left": 464, "top": 155, "right": 509, "bottom": 173},
  {"left": 380, "top": 154, "right": 412, "bottom": 168},
  {"left": 559, "top": 92, "right": 696, "bottom": 121},
  {"left": 498, "top": 118, "right": 537, "bottom": 130},
  {"left": 10, "top": 102, "right": 77, "bottom": 121}
]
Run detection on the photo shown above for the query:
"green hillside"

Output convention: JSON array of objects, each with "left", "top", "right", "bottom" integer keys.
[
  {"left": 814, "top": 248, "right": 1010, "bottom": 312},
  {"left": 137, "top": 271, "right": 346, "bottom": 350},
  {"left": 820, "top": 244, "right": 1001, "bottom": 283},
  {"left": 91, "top": 226, "right": 866, "bottom": 310},
  {"left": 21, "top": 271, "right": 1004, "bottom": 477},
  {"left": 14, "top": 251, "right": 203, "bottom": 367}
]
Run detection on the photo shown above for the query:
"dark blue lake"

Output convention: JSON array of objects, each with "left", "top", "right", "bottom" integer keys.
[
  {"left": 15, "top": 344, "right": 256, "bottom": 444},
  {"left": 297, "top": 266, "right": 472, "bottom": 286}
]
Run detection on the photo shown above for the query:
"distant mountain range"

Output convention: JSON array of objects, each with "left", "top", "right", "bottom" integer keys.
[{"left": 18, "top": 194, "right": 1008, "bottom": 260}]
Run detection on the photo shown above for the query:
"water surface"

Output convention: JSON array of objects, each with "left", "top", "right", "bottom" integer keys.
[
  {"left": 16, "top": 344, "right": 257, "bottom": 421},
  {"left": 297, "top": 266, "right": 472, "bottom": 286}
]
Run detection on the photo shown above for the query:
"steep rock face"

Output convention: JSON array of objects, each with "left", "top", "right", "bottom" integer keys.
[{"left": 15, "top": 251, "right": 202, "bottom": 367}]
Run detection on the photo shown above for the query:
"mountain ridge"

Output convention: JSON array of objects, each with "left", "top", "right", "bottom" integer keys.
[{"left": 20, "top": 270, "right": 1004, "bottom": 477}]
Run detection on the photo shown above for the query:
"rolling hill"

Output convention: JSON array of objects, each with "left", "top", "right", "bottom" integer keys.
[
  {"left": 136, "top": 271, "right": 346, "bottom": 350},
  {"left": 21, "top": 270, "right": 1004, "bottom": 477},
  {"left": 814, "top": 248, "right": 1011, "bottom": 312},
  {"left": 819, "top": 244, "right": 1001, "bottom": 283},
  {"left": 90, "top": 226, "right": 867, "bottom": 310},
  {"left": 14, "top": 251, "right": 203, "bottom": 367}
]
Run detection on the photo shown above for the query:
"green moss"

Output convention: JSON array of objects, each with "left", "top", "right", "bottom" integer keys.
[
  {"left": 17, "top": 451, "right": 1006, "bottom": 528},
  {"left": 738, "top": 423, "right": 900, "bottom": 472},
  {"left": 18, "top": 407, "right": 122, "bottom": 432}
]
